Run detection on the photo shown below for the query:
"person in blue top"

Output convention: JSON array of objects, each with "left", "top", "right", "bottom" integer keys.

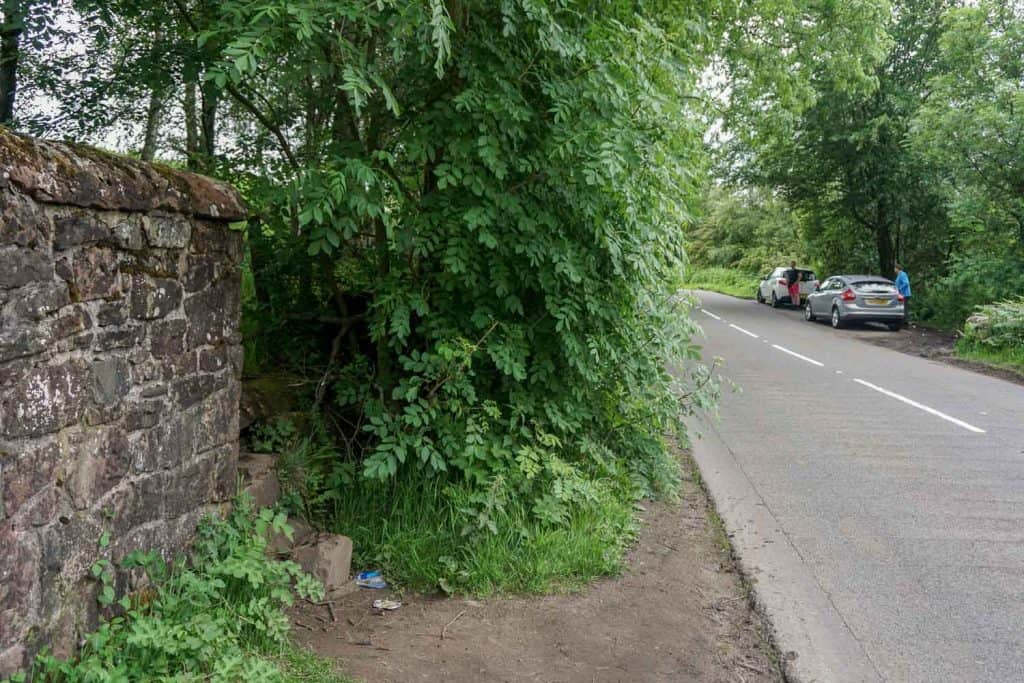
[{"left": 894, "top": 263, "right": 911, "bottom": 327}]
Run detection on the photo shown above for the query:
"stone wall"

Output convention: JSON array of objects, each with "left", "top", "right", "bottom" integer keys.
[{"left": 0, "top": 128, "right": 246, "bottom": 674}]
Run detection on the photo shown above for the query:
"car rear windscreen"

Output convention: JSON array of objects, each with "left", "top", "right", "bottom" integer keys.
[
  {"left": 799, "top": 270, "right": 816, "bottom": 280},
  {"left": 852, "top": 280, "right": 896, "bottom": 293}
]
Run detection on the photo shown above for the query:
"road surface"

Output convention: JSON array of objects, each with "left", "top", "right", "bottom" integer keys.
[{"left": 685, "top": 291, "right": 1024, "bottom": 683}]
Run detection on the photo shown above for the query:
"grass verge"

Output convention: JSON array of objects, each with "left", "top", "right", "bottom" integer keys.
[
  {"left": 954, "top": 341, "right": 1024, "bottom": 376},
  {"left": 327, "top": 473, "right": 638, "bottom": 595},
  {"left": 681, "top": 267, "right": 757, "bottom": 299}
]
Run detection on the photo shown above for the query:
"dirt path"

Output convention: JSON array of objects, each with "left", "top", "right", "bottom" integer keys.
[{"left": 292, "top": 455, "right": 783, "bottom": 683}]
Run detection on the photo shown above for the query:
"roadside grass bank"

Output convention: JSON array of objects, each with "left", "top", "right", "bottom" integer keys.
[
  {"left": 292, "top": 446, "right": 783, "bottom": 683},
  {"left": 956, "top": 298, "right": 1024, "bottom": 375},
  {"left": 322, "top": 471, "right": 637, "bottom": 596},
  {"left": 954, "top": 342, "right": 1024, "bottom": 376},
  {"left": 681, "top": 266, "right": 757, "bottom": 299}
]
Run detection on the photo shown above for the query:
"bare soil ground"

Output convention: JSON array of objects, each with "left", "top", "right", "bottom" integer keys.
[
  {"left": 292, "top": 454, "right": 783, "bottom": 683},
  {"left": 849, "top": 322, "right": 1024, "bottom": 386}
]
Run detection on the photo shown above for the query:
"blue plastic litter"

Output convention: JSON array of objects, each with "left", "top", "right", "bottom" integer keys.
[{"left": 356, "top": 570, "right": 388, "bottom": 589}]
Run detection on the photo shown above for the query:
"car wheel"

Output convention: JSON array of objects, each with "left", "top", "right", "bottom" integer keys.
[
  {"left": 831, "top": 306, "right": 843, "bottom": 329},
  {"left": 804, "top": 304, "right": 815, "bottom": 322},
  {"left": 887, "top": 322, "right": 901, "bottom": 331},
  {"left": 756, "top": 288, "right": 764, "bottom": 304},
  {"left": 771, "top": 292, "right": 780, "bottom": 308}
]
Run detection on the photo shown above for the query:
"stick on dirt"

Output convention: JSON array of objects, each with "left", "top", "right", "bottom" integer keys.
[{"left": 441, "top": 609, "right": 467, "bottom": 640}]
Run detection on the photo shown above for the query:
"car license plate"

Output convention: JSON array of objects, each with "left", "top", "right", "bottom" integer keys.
[{"left": 867, "top": 298, "right": 889, "bottom": 305}]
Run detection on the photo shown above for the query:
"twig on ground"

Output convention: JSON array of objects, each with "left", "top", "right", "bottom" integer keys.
[
  {"left": 737, "top": 661, "right": 767, "bottom": 675},
  {"left": 441, "top": 609, "right": 467, "bottom": 640},
  {"left": 294, "top": 621, "right": 316, "bottom": 631}
]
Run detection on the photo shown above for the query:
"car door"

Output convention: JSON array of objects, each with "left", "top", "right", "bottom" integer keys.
[
  {"left": 771, "top": 268, "right": 785, "bottom": 300},
  {"left": 808, "top": 278, "right": 829, "bottom": 314},
  {"left": 824, "top": 277, "right": 844, "bottom": 309}
]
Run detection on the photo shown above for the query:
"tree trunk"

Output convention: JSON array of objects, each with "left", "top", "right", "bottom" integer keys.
[
  {"left": 199, "top": 78, "right": 218, "bottom": 169},
  {"left": 876, "top": 224, "right": 895, "bottom": 279},
  {"left": 184, "top": 80, "right": 200, "bottom": 170},
  {"left": 0, "top": 0, "right": 25, "bottom": 125},
  {"left": 140, "top": 87, "right": 163, "bottom": 161}
]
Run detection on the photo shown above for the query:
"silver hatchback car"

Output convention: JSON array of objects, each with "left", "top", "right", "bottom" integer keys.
[{"left": 804, "top": 275, "right": 905, "bottom": 330}]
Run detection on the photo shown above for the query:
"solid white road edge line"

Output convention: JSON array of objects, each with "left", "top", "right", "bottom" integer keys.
[
  {"left": 729, "top": 323, "right": 759, "bottom": 339},
  {"left": 771, "top": 344, "right": 825, "bottom": 367},
  {"left": 700, "top": 309, "right": 722, "bottom": 321},
  {"left": 852, "top": 378, "right": 986, "bottom": 434}
]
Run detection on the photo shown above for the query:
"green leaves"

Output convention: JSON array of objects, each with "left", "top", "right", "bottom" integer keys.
[{"left": 36, "top": 496, "right": 325, "bottom": 680}]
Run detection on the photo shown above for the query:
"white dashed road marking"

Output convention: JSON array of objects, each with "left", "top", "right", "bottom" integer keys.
[
  {"left": 729, "top": 323, "right": 759, "bottom": 339},
  {"left": 700, "top": 309, "right": 722, "bottom": 321},
  {"left": 771, "top": 344, "right": 825, "bottom": 367},
  {"left": 853, "top": 378, "right": 986, "bottom": 434}
]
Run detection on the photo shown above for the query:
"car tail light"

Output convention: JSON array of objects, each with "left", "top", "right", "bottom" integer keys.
[
  {"left": 778, "top": 278, "right": 787, "bottom": 285},
  {"left": 841, "top": 288, "right": 856, "bottom": 301}
]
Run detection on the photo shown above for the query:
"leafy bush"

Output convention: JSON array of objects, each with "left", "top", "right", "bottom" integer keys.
[
  {"left": 962, "top": 298, "right": 1024, "bottom": 351},
  {"left": 917, "top": 252, "right": 1024, "bottom": 329},
  {"left": 220, "top": 2, "right": 724, "bottom": 590},
  {"left": 6, "top": 498, "right": 338, "bottom": 683}
]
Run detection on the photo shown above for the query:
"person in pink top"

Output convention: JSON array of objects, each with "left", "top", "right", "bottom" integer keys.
[{"left": 785, "top": 260, "right": 801, "bottom": 307}]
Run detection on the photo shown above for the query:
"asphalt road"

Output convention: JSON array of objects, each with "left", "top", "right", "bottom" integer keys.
[{"left": 685, "top": 291, "right": 1024, "bottom": 683}]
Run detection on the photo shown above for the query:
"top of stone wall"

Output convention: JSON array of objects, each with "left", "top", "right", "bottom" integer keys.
[{"left": 0, "top": 127, "right": 246, "bottom": 221}]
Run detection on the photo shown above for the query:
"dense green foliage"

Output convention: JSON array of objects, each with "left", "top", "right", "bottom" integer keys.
[
  {"left": 694, "top": 0, "right": 1024, "bottom": 336},
  {"left": 15, "top": 0, "right": 971, "bottom": 606},
  {"left": 4, "top": 499, "right": 347, "bottom": 683},
  {"left": 680, "top": 267, "right": 758, "bottom": 300}
]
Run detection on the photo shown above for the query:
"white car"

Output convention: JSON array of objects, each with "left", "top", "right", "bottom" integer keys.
[{"left": 756, "top": 267, "right": 818, "bottom": 307}]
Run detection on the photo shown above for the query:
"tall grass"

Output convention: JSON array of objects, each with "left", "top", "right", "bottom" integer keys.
[
  {"left": 680, "top": 267, "right": 758, "bottom": 299},
  {"left": 326, "top": 472, "right": 637, "bottom": 595}
]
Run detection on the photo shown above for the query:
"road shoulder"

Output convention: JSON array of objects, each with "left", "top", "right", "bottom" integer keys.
[
  {"left": 687, "top": 415, "right": 884, "bottom": 683},
  {"left": 292, "top": 450, "right": 783, "bottom": 682}
]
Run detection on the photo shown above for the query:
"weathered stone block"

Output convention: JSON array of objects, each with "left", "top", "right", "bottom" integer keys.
[
  {"left": 172, "top": 374, "right": 222, "bottom": 410},
  {"left": 0, "top": 327, "right": 50, "bottom": 363},
  {"left": 53, "top": 213, "right": 110, "bottom": 250},
  {"left": 0, "top": 524, "right": 41, "bottom": 644},
  {"left": 0, "top": 439, "right": 60, "bottom": 520},
  {"left": 0, "top": 247, "right": 51, "bottom": 289},
  {"left": 92, "top": 323, "right": 144, "bottom": 352},
  {"left": 194, "top": 388, "right": 238, "bottom": 453},
  {"left": 61, "top": 428, "right": 130, "bottom": 510},
  {"left": 130, "top": 274, "right": 182, "bottom": 320},
  {"left": 124, "top": 399, "right": 164, "bottom": 432},
  {"left": 90, "top": 357, "right": 131, "bottom": 406},
  {"left": 182, "top": 254, "right": 216, "bottom": 292},
  {"left": 10, "top": 281, "right": 71, "bottom": 321},
  {"left": 1, "top": 361, "right": 91, "bottom": 438},
  {"left": 238, "top": 452, "right": 279, "bottom": 509},
  {"left": 70, "top": 247, "right": 120, "bottom": 301},
  {"left": 198, "top": 346, "right": 230, "bottom": 373},
  {"left": 292, "top": 534, "right": 353, "bottom": 592},
  {"left": 106, "top": 215, "right": 144, "bottom": 251},
  {"left": 143, "top": 213, "right": 191, "bottom": 248},
  {"left": 184, "top": 279, "right": 238, "bottom": 348},
  {"left": 0, "top": 189, "right": 46, "bottom": 248},
  {"left": 150, "top": 319, "right": 187, "bottom": 357},
  {"left": 267, "top": 517, "right": 314, "bottom": 557},
  {"left": 96, "top": 301, "right": 127, "bottom": 327}
]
